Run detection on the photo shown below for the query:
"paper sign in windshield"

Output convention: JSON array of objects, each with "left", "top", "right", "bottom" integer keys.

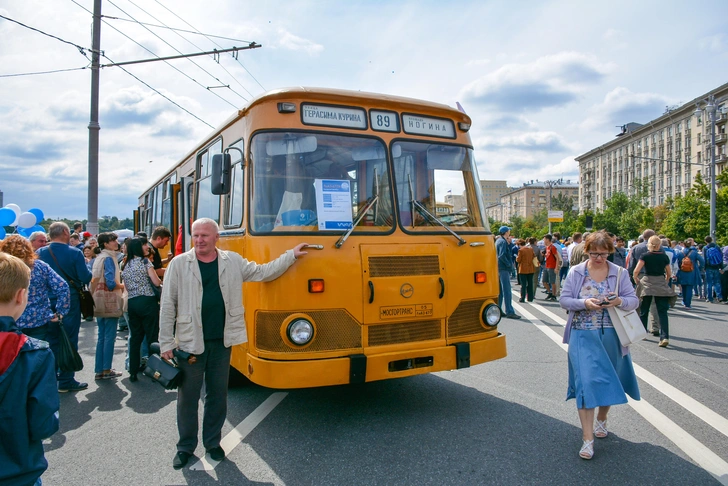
[{"left": 314, "top": 179, "right": 353, "bottom": 230}]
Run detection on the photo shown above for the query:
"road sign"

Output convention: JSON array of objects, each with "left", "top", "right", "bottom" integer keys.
[{"left": 548, "top": 210, "right": 564, "bottom": 222}]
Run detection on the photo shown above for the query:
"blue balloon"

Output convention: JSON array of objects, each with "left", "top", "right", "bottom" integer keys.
[
  {"left": 16, "top": 227, "right": 30, "bottom": 237},
  {"left": 0, "top": 227, "right": 5, "bottom": 240},
  {"left": 28, "top": 208, "right": 44, "bottom": 222},
  {"left": 31, "top": 225, "right": 45, "bottom": 233},
  {"left": 0, "top": 207, "right": 15, "bottom": 226}
]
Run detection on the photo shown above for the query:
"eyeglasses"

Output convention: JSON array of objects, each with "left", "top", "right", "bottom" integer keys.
[{"left": 589, "top": 252, "right": 609, "bottom": 259}]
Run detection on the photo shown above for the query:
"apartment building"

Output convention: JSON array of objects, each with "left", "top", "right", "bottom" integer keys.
[
  {"left": 576, "top": 82, "right": 728, "bottom": 212},
  {"left": 485, "top": 179, "right": 579, "bottom": 223}
]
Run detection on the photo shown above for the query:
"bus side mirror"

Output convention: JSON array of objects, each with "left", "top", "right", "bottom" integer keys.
[{"left": 211, "top": 153, "right": 231, "bottom": 195}]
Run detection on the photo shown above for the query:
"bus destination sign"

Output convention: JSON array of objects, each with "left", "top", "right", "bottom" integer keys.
[
  {"left": 302, "top": 104, "right": 367, "bottom": 129},
  {"left": 402, "top": 114, "right": 455, "bottom": 138}
]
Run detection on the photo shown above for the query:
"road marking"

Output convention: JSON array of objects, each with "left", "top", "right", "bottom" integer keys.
[
  {"left": 517, "top": 302, "right": 728, "bottom": 439},
  {"left": 672, "top": 308, "right": 712, "bottom": 321},
  {"left": 513, "top": 302, "right": 728, "bottom": 484},
  {"left": 189, "top": 392, "right": 288, "bottom": 471}
]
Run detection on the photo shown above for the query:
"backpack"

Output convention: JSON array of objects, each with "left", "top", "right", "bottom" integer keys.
[
  {"left": 706, "top": 246, "right": 722, "bottom": 267},
  {"left": 680, "top": 249, "right": 694, "bottom": 273}
]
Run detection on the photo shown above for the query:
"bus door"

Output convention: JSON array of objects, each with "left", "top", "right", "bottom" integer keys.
[
  {"left": 178, "top": 176, "right": 193, "bottom": 252},
  {"left": 361, "top": 243, "right": 447, "bottom": 345}
]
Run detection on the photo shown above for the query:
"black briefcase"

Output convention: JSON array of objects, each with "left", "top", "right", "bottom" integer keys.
[{"left": 142, "top": 354, "right": 182, "bottom": 390}]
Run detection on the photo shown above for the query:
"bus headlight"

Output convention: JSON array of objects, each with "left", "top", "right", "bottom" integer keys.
[
  {"left": 483, "top": 304, "right": 501, "bottom": 327},
  {"left": 287, "top": 319, "right": 314, "bottom": 345}
]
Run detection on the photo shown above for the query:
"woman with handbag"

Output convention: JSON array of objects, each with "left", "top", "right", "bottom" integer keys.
[
  {"left": 515, "top": 239, "right": 535, "bottom": 302},
  {"left": 0, "top": 235, "right": 70, "bottom": 341},
  {"left": 90, "top": 233, "right": 125, "bottom": 380},
  {"left": 121, "top": 238, "right": 162, "bottom": 382},
  {"left": 559, "top": 231, "right": 641, "bottom": 460},
  {"left": 632, "top": 235, "right": 676, "bottom": 348}
]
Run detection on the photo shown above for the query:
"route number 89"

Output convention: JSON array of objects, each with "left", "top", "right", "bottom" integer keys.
[{"left": 370, "top": 111, "right": 398, "bottom": 132}]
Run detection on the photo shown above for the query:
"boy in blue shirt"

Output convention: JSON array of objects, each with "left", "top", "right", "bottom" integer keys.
[{"left": 0, "top": 252, "right": 60, "bottom": 486}]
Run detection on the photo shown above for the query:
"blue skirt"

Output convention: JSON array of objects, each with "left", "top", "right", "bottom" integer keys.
[{"left": 567, "top": 327, "right": 640, "bottom": 409}]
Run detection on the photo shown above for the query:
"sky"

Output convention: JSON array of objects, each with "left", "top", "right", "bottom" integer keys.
[{"left": 1, "top": 0, "right": 728, "bottom": 220}]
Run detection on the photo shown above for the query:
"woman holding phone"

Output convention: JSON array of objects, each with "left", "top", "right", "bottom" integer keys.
[{"left": 559, "top": 231, "right": 641, "bottom": 460}]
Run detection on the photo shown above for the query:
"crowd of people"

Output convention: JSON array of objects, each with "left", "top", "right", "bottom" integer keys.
[
  {"left": 0, "top": 221, "right": 173, "bottom": 484},
  {"left": 496, "top": 225, "right": 727, "bottom": 461},
  {"left": 0, "top": 218, "right": 309, "bottom": 481}
]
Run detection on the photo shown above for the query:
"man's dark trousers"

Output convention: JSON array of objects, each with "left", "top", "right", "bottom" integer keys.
[{"left": 176, "top": 339, "right": 231, "bottom": 454}]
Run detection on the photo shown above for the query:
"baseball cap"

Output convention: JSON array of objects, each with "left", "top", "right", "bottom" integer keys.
[
  {"left": 499, "top": 226, "right": 511, "bottom": 234},
  {"left": 83, "top": 231, "right": 92, "bottom": 238}
]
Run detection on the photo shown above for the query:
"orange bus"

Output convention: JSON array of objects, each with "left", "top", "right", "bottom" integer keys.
[{"left": 136, "top": 87, "right": 506, "bottom": 388}]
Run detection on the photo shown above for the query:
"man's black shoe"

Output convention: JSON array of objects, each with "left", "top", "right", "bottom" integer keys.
[
  {"left": 58, "top": 382, "right": 88, "bottom": 393},
  {"left": 173, "top": 451, "right": 192, "bottom": 469},
  {"left": 504, "top": 313, "right": 522, "bottom": 319},
  {"left": 207, "top": 446, "right": 225, "bottom": 462}
]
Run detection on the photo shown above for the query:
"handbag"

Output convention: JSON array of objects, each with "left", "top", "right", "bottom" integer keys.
[
  {"left": 532, "top": 256, "right": 540, "bottom": 268},
  {"left": 607, "top": 267, "right": 648, "bottom": 346},
  {"left": 91, "top": 281, "right": 125, "bottom": 318},
  {"left": 143, "top": 354, "right": 182, "bottom": 389},
  {"left": 148, "top": 275, "right": 161, "bottom": 299},
  {"left": 56, "top": 318, "right": 84, "bottom": 372}
]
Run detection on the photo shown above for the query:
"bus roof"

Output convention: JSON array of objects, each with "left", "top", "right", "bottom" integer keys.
[{"left": 144, "top": 87, "right": 471, "bottom": 194}]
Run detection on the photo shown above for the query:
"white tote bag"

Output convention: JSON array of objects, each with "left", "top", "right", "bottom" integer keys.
[{"left": 607, "top": 267, "right": 648, "bottom": 346}]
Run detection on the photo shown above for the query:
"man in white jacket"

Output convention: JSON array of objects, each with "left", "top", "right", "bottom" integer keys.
[{"left": 160, "top": 218, "right": 308, "bottom": 469}]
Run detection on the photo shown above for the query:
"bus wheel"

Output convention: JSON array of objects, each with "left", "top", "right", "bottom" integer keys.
[{"left": 228, "top": 366, "right": 251, "bottom": 387}]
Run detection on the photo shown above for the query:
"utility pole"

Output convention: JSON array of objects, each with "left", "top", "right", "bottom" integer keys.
[
  {"left": 80, "top": 0, "right": 261, "bottom": 235},
  {"left": 86, "top": 0, "right": 102, "bottom": 236}
]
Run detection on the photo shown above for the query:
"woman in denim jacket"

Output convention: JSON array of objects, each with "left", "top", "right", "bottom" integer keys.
[{"left": 560, "top": 231, "right": 641, "bottom": 460}]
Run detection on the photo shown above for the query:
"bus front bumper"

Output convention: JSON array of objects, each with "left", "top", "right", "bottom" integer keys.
[{"left": 245, "top": 333, "right": 506, "bottom": 389}]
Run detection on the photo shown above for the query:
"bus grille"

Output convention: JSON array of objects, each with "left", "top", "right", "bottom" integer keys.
[
  {"left": 256, "top": 310, "right": 361, "bottom": 353},
  {"left": 368, "top": 256, "right": 440, "bottom": 277},
  {"left": 368, "top": 320, "right": 442, "bottom": 346},
  {"left": 447, "top": 299, "right": 488, "bottom": 338}
]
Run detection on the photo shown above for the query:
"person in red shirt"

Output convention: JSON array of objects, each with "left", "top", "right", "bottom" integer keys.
[{"left": 543, "top": 234, "right": 559, "bottom": 301}]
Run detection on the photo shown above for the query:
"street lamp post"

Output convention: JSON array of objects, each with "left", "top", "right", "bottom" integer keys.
[{"left": 695, "top": 95, "right": 727, "bottom": 240}]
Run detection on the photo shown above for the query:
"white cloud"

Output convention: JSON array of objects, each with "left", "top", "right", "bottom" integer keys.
[
  {"left": 474, "top": 131, "right": 572, "bottom": 153},
  {"left": 460, "top": 51, "right": 615, "bottom": 112},
  {"left": 699, "top": 33, "right": 728, "bottom": 53},
  {"left": 580, "top": 87, "right": 673, "bottom": 131},
  {"left": 465, "top": 59, "right": 491, "bottom": 67},
  {"left": 276, "top": 28, "right": 323, "bottom": 55}
]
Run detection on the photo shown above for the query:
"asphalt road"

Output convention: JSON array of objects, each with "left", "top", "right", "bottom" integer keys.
[{"left": 42, "top": 293, "right": 728, "bottom": 485}]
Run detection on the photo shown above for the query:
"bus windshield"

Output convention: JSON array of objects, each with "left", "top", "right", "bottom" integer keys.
[
  {"left": 250, "top": 132, "right": 395, "bottom": 233},
  {"left": 392, "top": 141, "right": 489, "bottom": 232}
]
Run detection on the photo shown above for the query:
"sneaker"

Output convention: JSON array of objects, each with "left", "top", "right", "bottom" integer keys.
[
  {"left": 102, "top": 369, "right": 123, "bottom": 379},
  {"left": 94, "top": 373, "right": 104, "bottom": 381},
  {"left": 504, "top": 313, "right": 522, "bottom": 320},
  {"left": 207, "top": 446, "right": 225, "bottom": 462},
  {"left": 59, "top": 382, "right": 89, "bottom": 393},
  {"left": 658, "top": 339, "right": 669, "bottom": 347},
  {"left": 173, "top": 451, "right": 192, "bottom": 469}
]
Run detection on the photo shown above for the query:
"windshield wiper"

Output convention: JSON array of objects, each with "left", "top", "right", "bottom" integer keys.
[
  {"left": 335, "top": 167, "right": 379, "bottom": 249},
  {"left": 335, "top": 194, "right": 379, "bottom": 249},
  {"left": 407, "top": 173, "right": 466, "bottom": 246}
]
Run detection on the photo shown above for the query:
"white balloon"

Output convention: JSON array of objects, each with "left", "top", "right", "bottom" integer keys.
[
  {"left": 4, "top": 204, "right": 20, "bottom": 226},
  {"left": 17, "top": 212, "right": 37, "bottom": 228},
  {"left": 4, "top": 204, "right": 21, "bottom": 215}
]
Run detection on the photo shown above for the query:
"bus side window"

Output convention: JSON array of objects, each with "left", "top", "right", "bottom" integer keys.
[
  {"left": 195, "top": 139, "right": 222, "bottom": 222},
  {"left": 224, "top": 140, "right": 244, "bottom": 228}
]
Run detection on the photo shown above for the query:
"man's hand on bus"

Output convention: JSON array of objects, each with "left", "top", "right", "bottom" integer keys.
[{"left": 293, "top": 243, "right": 309, "bottom": 259}]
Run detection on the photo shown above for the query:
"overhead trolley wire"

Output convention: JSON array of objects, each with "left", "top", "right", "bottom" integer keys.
[
  {"left": 121, "top": 0, "right": 250, "bottom": 101},
  {"left": 0, "top": 14, "right": 92, "bottom": 60},
  {"left": 105, "top": 0, "right": 244, "bottom": 105},
  {"left": 70, "top": 0, "right": 238, "bottom": 110},
  {"left": 152, "top": 0, "right": 266, "bottom": 92},
  {"left": 124, "top": 0, "right": 254, "bottom": 99},
  {"left": 0, "top": 66, "right": 89, "bottom": 78},
  {"left": 101, "top": 14, "right": 255, "bottom": 44},
  {"left": 103, "top": 53, "right": 214, "bottom": 129}
]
